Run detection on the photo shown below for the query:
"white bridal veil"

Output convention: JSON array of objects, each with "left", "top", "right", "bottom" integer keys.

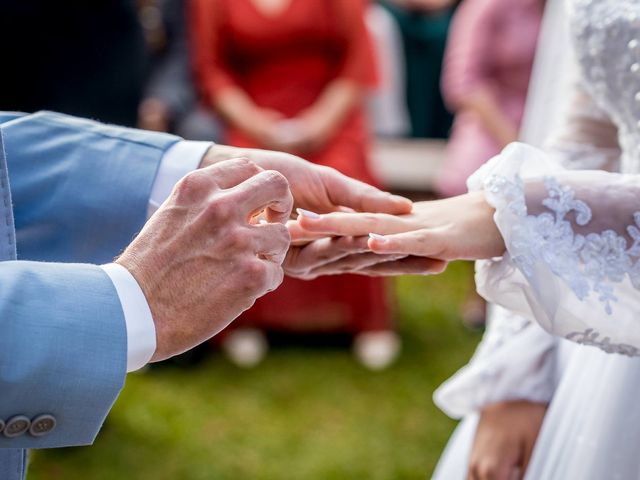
[{"left": 432, "top": 0, "right": 575, "bottom": 477}]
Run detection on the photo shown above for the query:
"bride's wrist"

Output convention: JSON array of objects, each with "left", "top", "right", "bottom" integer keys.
[{"left": 468, "top": 191, "right": 505, "bottom": 259}]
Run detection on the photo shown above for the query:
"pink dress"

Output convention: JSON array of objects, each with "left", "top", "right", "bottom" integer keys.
[{"left": 436, "top": 0, "right": 544, "bottom": 197}]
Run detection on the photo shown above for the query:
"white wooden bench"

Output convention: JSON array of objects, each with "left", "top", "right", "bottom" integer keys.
[{"left": 370, "top": 138, "right": 446, "bottom": 193}]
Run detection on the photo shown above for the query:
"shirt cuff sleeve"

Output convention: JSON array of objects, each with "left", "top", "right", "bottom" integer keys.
[
  {"left": 100, "top": 263, "right": 157, "bottom": 372},
  {"left": 148, "top": 140, "right": 213, "bottom": 217}
]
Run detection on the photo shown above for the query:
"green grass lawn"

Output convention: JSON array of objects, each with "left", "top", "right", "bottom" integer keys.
[{"left": 29, "top": 262, "right": 481, "bottom": 480}]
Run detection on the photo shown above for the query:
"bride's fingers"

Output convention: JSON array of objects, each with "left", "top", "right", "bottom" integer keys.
[
  {"left": 287, "top": 220, "right": 327, "bottom": 243},
  {"left": 357, "top": 256, "right": 448, "bottom": 276},
  {"left": 297, "top": 210, "right": 404, "bottom": 236},
  {"left": 368, "top": 229, "right": 447, "bottom": 259}
]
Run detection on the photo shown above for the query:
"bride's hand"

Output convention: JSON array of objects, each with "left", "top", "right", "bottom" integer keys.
[
  {"left": 469, "top": 401, "right": 547, "bottom": 480},
  {"left": 292, "top": 192, "right": 505, "bottom": 262}
]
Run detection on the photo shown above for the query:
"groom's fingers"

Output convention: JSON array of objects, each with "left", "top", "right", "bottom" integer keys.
[
  {"left": 259, "top": 258, "right": 286, "bottom": 294},
  {"left": 301, "top": 236, "right": 371, "bottom": 266},
  {"left": 198, "top": 159, "right": 293, "bottom": 225},
  {"left": 321, "top": 168, "right": 412, "bottom": 215},
  {"left": 209, "top": 157, "right": 263, "bottom": 189},
  {"left": 284, "top": 236, "right": 371, "bottom": 278},
  {"left": 173, "top": 158, "right": 261, "bottom": 203},
  {"left": 251, "top": 223, "right": 291, "bottom": 265},
  {"left": 305, "top": 253, "right": 407, "bottom": 278},
  {"left": 231, "top": 170, "right": 294, "bottom": 225},
  {"left": 357, "top": 256, "right": 448, "bottom": 276}
]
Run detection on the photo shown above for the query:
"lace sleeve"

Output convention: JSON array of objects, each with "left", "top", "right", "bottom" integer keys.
[{"left": 472, "top": 142, "right": 640, "bottom": 356}]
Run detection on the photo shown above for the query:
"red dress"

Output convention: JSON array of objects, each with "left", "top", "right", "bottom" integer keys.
[{"left": 191, "top": 0, "right": 392, "bottom": 333}]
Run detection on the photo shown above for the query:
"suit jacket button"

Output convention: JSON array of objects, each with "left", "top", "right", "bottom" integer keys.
[
  {"left": 29, "top": 414, "right": 56, "bottom": 437},
  {"left": 4, "top": 416, "right": 30, "bottom": 438}
]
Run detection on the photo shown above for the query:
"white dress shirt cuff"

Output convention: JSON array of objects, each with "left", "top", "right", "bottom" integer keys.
[
  {"left": 101, "top": 263, "right": 157, "bottom": 372},
  {"left": 148, "top": 140, "right": 213, "bottom": 216},
  {"left": 105, "top": 141, "right": 212, "bottom": 372}
]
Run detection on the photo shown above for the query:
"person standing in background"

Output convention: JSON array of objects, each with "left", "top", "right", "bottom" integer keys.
[
  {"left": 137, "top": 0, "right": 222, "bottom": 141},
  {"left": 380, "top": 0, "right": 458, "bottom": 138},
  {"left": 190, "top": 0, "right": 400, "bottom": 369},
  {"left": 436, "top": 0, "right": 544, "bottom": 197}
]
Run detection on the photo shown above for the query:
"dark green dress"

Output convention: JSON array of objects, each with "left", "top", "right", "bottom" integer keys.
[{"left": 380, "top": 2, "right": 456, "bottom": 138}]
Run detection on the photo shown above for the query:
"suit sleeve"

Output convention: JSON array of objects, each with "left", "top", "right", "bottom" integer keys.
[
  {"left": 0, "top": 111, "right": 181, "bottom": 264},
  {"left": 0, "top": 261, "right": 127, "bottom": 449}
]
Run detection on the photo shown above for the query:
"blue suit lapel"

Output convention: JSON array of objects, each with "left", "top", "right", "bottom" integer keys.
[{"left": 0, "top": 129, "right": 16, "bottom": 261}]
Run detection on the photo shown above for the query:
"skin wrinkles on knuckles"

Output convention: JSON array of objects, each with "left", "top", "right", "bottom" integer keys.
[
  {"left": 173, "top": 170, "right": 220, "bottom": 204},
  {"left": 241, "top": 170, "right": 290, "bottom": 200},
  {"left": 119, "top": 162, "right": 296, "bottom": 361},
  {"left": 224, "top": 227, "right": 251, "bottom": 252}
]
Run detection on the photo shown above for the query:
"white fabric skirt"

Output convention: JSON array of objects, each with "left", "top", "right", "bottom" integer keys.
[{"left": 433, "top": 342, "right": 640, "bottom": 480}]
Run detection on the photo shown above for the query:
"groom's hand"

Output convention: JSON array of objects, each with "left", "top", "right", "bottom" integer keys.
[
  {"left": 284, "top": 235, "right": 409, "bottom": 280},
  {"left": 117, "top": 158, "right": 293, "bottom": 362},
  {"left": 202, "top": 144, "right": 412, "bottom": 215},
  {"left": 284, "top": 237, "right": 447, "bottom": 279}
]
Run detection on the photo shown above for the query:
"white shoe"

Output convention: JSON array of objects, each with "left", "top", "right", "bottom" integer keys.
[
  {"left": 353, "top": 331, "right": 401, "bottom": 371},
  {"left": 222, "top": 328, "right": 268, "bottom": 368}
]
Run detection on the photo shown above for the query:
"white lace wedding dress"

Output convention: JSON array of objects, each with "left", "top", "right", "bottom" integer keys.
[{"left": 433, "top": 0, "right": 640, "bottom": 478}]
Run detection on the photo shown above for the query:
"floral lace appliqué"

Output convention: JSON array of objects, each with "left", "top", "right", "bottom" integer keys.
[
  {"left": 486, "top": 175, "right": 640, "bottom": 315},
  {"left": 566, "top": 328, "right": 640, "bottom": 357}
]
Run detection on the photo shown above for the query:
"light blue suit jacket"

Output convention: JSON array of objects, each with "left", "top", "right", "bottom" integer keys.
[{"left": 0, "top": 112, "right": 180, "bottom": 479}]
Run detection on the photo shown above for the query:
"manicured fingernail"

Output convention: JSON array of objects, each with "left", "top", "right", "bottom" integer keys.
[
  {"left": 369, "top": 233, "right": 387, "bottom": 242},
  {"left": 296, "top": 208, "right": 320, "bottom": 219}
]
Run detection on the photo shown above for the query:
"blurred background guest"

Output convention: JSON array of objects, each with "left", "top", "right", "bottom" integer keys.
[
  {"left": 379, "top": 0, "right": 458, "bottom": 139},
  {"left": 0, "top": 0, "right": 147, "bottom": 127},
  {"left": 366, "top": 4, "right": 411, "bottom": 138},
  {"left": 137, "top": 0, "right": 222, "bottom": 140},
  {"left": 435, "top": 0, "right": 544, "bottom": 328},
  {"left": 191, "top": 0, "right": 399, "bottom": 370},
  {"left": 436, "top": 0, "right": 544, "bottom": 197}
]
